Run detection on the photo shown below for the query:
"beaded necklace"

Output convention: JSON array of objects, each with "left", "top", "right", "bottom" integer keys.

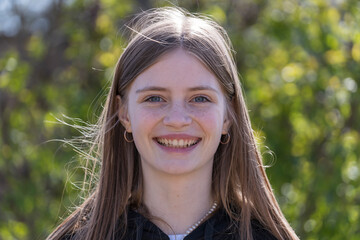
[{"left": 184, "top": 201, "right": 218, "bottom": 235}]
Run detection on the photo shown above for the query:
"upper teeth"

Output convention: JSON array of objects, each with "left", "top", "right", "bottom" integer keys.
[{"left": 157, "top": 138, "right": 199, "bottom": 148}]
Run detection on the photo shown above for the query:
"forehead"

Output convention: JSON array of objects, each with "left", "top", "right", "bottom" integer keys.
[{"left": 128, "top": 49, "right": 224, "bottom": 93}]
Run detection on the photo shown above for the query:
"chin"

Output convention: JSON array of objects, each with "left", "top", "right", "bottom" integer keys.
[
  {"left": 158, "top": 163, "right": 197, "bottom": 176},
  {"left": 155, "top": 159, "right": 212, "bottom": 176}
]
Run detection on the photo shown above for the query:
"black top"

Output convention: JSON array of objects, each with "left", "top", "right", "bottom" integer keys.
[{"left": 63, "top": 208, "right": 277, "bottom": 240}]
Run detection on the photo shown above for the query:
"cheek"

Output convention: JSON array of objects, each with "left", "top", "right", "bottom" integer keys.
[
  {"left": 129, "top": 107, "right": 163, "bottom": 131},
  {"left": 192, "top": 107, "right": 225, "bottom": 131}
]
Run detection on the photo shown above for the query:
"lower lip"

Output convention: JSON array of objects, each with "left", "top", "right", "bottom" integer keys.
[{"left": 154, "top": 140, "right": 201, "bottom": 153}]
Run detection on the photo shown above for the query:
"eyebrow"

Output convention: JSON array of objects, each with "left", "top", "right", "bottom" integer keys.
[
  {"left": 188, "top": 86, "right": 220, "bottom": 94},
  {"left": 135, "top": 85, "right": 220, "bottom": 94},
  {"left": 135, "top": 86, "right": 168, "bottom": 94}
]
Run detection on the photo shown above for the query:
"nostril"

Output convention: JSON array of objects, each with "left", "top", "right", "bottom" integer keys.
[
  {"left": 163, "top": 107, "right": 192, "bottom": 127},
  {"left": 163, "top": 114, "right": 192, "bottom": 127}
]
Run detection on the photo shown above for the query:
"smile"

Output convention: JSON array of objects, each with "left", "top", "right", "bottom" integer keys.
[{"left": 155, "top": 138, "right": 201, "bottom": 148}]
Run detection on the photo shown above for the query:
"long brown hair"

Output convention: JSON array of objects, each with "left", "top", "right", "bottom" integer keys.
[{"left": 48, "top": 7, "right": 299, "bottom": 240}]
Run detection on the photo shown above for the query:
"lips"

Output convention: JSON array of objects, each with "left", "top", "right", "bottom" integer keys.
[{"left": 154, "top": 135, "right": 201, "bottom": 148}]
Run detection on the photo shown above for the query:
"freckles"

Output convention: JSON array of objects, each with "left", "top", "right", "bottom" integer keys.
[
  {"left": 193, "top": 109, "right": 220, "bottom": 122},
  {"left": 142, "top": 107, "right": 165, "bottom": 119},
  {"left": 194, "top": 107, "right": 225, "bottom": 127},
  {"left": 191, "top": 106, "right": 223, "bottom": 117},
  {"left": 192, "top": 109, "right": 207, "bottom": 118}
]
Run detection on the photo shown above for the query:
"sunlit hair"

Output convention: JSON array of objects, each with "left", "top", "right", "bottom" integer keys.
[{"left": 48, "top": 7, "right": 298, "bottom": 240}]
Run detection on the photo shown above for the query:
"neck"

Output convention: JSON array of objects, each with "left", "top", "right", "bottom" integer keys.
[{"left": 141, "top": 163, "right": 214, "bottom": 235}]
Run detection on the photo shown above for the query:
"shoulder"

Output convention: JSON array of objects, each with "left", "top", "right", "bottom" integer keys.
[
  {"left": 197, "top": 208, "right": 278, "bottom": 240},
  {"left": 59, "top": 233, "right": 75, "bottom": 240},
  {"left": 58, "top": 235, "right": 72, "bottom": 240},
  {"left": 251, "top": 219, "right": 278, "bottom": 240},
  {"left": 211, "top": 209, "right": 278, "bottom": 240}
]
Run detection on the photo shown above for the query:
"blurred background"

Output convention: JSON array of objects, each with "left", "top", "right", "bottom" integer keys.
[{"left": 0, "top": 0, "right": 359, "bottom": 239}]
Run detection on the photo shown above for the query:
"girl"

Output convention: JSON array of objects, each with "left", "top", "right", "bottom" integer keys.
[{"left": 48, "top": 7, "right": 299, "bottom": 240}]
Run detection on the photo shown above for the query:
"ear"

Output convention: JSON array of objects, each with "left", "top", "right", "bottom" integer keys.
[
  {"left": 116, "top": 95, "right": 132, "bottom": 132},
  {"left": 222, "top": 114, "right": 231, "bottom": 135}
]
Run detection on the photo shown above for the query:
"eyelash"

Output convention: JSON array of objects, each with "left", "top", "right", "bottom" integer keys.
[
  {"left": 191, "top": 95, "right": 211, "bottom": 103},
  {"left": 143, "top": 95, "right": 211, "bottom": 103},
  {"left": 144, "top": 96, "right": 165, "bottom": 102}
]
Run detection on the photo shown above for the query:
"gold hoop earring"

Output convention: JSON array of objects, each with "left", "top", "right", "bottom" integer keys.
[
  {"left": 220, "top": 133, "right": 230, "bottom": 144},
  {"left": 124, "top": 130, "right": 134, "bottom": 143}
]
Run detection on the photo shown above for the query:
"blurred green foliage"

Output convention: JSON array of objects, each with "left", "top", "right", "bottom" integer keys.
[{"left": 0, "top": 0, "right": 359, "bottom": 239}]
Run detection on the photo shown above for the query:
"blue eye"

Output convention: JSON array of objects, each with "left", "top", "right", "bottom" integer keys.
[
  {"left": 192, "top": 96, "right": 210, "bottom": 102},
  {"left": 145, "top": 96, "right": 164, "bottom": 102}
]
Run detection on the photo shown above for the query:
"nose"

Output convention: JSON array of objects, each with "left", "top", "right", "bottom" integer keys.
[{"left": 163, "top": 103, "right": 192, "bottom": 128}]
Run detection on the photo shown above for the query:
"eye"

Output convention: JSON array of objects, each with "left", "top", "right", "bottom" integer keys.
[
  {"left": 145, "top": 96, "right": 165, "bottom": 102},
  {"left": 191, "top": 96, "right": 210, "bottom": 103}
]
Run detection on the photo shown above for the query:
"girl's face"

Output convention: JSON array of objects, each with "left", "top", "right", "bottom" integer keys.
[{"left": 119, "top": 49, "right": 230, "bottom": 176}]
